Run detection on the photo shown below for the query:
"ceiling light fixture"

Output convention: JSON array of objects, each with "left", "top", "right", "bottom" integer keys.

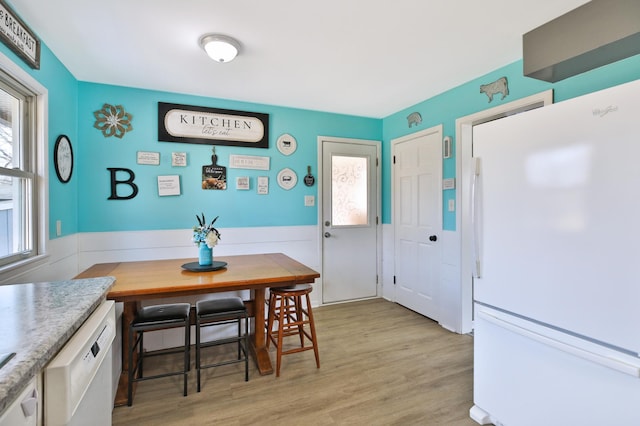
[{"left": 199, "top": 34, "right": 240, "bottom": 63}]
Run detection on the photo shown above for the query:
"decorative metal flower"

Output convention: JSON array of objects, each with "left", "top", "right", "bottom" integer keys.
[{"left": 93, "top": 103, "right": 133, "bottom": 138}]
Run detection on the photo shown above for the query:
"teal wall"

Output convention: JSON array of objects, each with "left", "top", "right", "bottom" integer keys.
[
  {"left": 2, "top": 0, "right": 640, "bottom": 236},
  {"left": 77, "top": 83, "right": 381, "bottom": 231},
  {"left": 382, "top": 55, "right": 640, "bottom": 229}
]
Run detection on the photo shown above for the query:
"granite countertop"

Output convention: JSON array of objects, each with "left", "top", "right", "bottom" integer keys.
[{"left": 0, "top": 277, "right": 115, "bottom": 416}]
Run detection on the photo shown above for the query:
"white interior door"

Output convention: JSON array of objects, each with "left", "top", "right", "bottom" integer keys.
[
  {"left": 321, "top": 138, "right": 380, "bottom": 304},
  {"left": 393, "top": 126, "right": 442, "bottom": 320}
]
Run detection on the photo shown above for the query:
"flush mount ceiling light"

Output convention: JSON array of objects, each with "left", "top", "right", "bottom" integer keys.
[{"left": 199, "top": 34, "right": 240, "bottom": 63}]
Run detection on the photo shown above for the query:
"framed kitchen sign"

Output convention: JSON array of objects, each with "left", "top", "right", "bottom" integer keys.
[{"left": 158, "top": 102, "right": 269, "bottom": 148}]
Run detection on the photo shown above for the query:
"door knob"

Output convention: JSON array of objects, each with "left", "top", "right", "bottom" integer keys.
[
  {"left": 429, "top": 235, "right": 437, "bottom": 242},
  {"left": 324, "top": 232, "right": 331, "bottom": 238}
]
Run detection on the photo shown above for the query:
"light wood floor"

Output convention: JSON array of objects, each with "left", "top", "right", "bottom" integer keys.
[{"left": 112, "top": 298, "right": 477, "bottom": 426}]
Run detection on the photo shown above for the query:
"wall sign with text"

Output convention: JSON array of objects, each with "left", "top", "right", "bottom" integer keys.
[
  {"left": 158, "top": 102, "right": 269, "bottom": 148},
  {"left": 0, "top": 0, "right": 40, "bottom": 69}
]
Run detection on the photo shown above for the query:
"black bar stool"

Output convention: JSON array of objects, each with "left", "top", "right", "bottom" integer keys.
[
  {"left": 266, "top": 284, "right": 319, "bottom": 377},
  {"left": 127, "top": 302, "right": 191, "bottom": 406},
  {"left": 195, "top": 297, "right": 249, "bottom": 392}
]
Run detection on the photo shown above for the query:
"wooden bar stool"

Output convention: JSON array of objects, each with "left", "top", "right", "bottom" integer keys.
[
  {"left": 195, "top": 297, "right": 249, "bottom": 392},
  {"left": 127, "top": 302, "right": 191, "bottom": 406},
  {"left": 266, "top": 284, "right": 319, "bottom": 377}
]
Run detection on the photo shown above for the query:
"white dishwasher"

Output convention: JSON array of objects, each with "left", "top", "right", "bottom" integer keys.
[{"left": 44, "top": 300, "right": 115, "bottom": 426}]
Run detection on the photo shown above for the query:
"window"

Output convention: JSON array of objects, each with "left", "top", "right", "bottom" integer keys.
[
  {"left": 331, "top": 155, "right": 369, "bottom": 226},
  {"left": 0, "top": 70, "right": 38, "bottom": 268}
]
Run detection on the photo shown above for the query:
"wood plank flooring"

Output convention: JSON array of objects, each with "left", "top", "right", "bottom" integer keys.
[{"left": 112, "top": 298, "right": 477, "bottom": 426}]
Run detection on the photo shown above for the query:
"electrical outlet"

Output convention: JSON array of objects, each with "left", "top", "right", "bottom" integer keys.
[
  {"left": 56, "top": 220, "right": 62, "bottom": 236},
  {"left": 304, "top": 195, "right": 315, "bottom": 207}
]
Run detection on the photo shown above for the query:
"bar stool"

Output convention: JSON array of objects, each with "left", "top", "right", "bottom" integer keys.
[
  {"left": 127, "top": 302, "right": 191, "bottom": 406},
  {"left": 195, "top": 297, "right": 249, "bottom": 392},
  {"left": 266, "top": 284, "right": 320, "bottom": 377}
]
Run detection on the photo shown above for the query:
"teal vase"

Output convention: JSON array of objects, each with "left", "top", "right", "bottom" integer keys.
[{"left": 198, "top": 244, "right": 213, "bottom": 266}]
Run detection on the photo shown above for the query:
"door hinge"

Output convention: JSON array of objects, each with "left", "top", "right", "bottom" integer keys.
[
  {"left": 393, "top": 155, "right": 396, "bottom": 164},
  {"left": 376, "top": 274, "right": 379, "bottom": 284},
  {"left": 376, "top": 216, "right": 379, "bottom": 225},
  {"left": 376, "top": 157, "right": 379, "bottom": 167},
  {"left": 393, "top": 275, "right": 396, "bottom": 285}
]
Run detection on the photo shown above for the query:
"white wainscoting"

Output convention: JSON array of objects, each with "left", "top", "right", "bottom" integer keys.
[{"left": 0, "top": 234, "right": 78, "bottom": 285}]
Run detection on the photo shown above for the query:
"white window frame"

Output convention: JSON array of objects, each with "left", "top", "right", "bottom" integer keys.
[{"left": 0, "top": 50, "right": 49, "bottom": 277}]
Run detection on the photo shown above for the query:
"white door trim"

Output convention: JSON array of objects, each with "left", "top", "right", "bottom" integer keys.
[
  {"left": 317, "top": 136, "right": 382, "bottom": 305},
  {"left": 455, "top": 90, "right": 554, "bottom": 333}
]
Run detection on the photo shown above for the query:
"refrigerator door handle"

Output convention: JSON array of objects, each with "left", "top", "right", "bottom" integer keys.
[
  {"left": 478, "top": 310, "right": 640, "bottom": 378},
  {"left": 471, "top": 157, "right": 481, "bottom": 278}
]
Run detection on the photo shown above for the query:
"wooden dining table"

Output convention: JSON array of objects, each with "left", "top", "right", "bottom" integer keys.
[{"left": 75, "top": 252, "right": 320, "bottom": 406}]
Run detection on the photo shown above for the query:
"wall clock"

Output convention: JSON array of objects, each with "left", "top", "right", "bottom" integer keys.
[{"left": 54, "top": 135, "right": 73, "bottom": 183}]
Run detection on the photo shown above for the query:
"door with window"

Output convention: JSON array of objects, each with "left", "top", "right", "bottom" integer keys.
[{"left": 321, "top": 138, "right": 380, "bottom": 303}]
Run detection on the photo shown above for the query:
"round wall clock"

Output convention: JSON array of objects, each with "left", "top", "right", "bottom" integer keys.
[{"left": 54, "top": 135, "right": 74, "bottom": 183}]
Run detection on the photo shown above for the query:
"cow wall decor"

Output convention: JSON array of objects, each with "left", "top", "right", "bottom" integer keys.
[{"left": 480, "top": 77, "right": 509, "bottom": 102}]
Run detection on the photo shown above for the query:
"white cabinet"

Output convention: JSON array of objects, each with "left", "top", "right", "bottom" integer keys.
[{"left": 0, "top": 376, "right": 40, "bottom": 426}]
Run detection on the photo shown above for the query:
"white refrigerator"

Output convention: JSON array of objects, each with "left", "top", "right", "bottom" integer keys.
[{"left": 469, "top": 78, "right": 640, "bottom": 425}]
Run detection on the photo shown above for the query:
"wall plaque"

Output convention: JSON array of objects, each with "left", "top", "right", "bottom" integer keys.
[
  {"left": 158, "top": 102, "right": 269, "bottom": 148},
  {"left": 229, "top": 154, "right": 270, "bottom": 170},
  {"left": 137, "top": 151, "right": 160, "bottom": 165},
  {"left": 0, "top": 0, "right": 40, "bottom": 69}
]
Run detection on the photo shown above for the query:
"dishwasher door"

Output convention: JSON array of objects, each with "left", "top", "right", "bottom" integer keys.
[{"left": 44, "top": 300, "right": 115, "bottom": 426}]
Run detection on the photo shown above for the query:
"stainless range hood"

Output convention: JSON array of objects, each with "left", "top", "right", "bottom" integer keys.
[{"left": 523, "top": 0, "right": 640, "bottom": 82}]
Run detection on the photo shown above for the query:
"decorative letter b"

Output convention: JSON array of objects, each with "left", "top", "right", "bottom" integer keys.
[{"left": 108, "top": 168, "right": 139, "bottom": 200}]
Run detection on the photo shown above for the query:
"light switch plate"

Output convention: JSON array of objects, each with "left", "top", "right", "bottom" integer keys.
[{"left": 304, "top": 195, "right": 315, "bottom": 206}]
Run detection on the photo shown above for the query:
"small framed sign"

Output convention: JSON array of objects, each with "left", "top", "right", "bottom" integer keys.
[
  {"left": 137, "top": 151, "right": 160, "bottom": 165},
  {"left": 158, "top": 175, "right": 181, "bottom": 196},
  {"left": 257, "top": 176, "right": 269, "bottom": 194},
  {"left": 229, "top": 154, "right": 270, "bottom": 170},
  {"left": 172, "top": 152, "right": 187, "bottom": 167},
  {"left": 236, "top": 176, "right": 250, "bottom": 190}
]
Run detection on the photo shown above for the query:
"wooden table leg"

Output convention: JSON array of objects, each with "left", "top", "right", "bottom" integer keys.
[
  {"left": 250, "top": 288, "right": 274, "bottom": 375},
  {"left": 113, "top": 301, "right": 137, "bottom": 407}
]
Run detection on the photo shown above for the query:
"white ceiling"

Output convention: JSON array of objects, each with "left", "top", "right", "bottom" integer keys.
[{"left": 11, "top": 0, "right": 589, "bottom": 118}]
